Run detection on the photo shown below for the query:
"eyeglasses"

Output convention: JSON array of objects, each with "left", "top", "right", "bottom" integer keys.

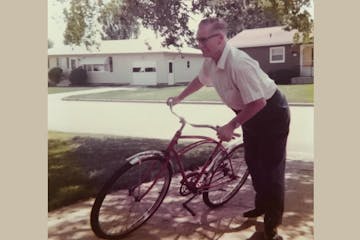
[{"left": 196, "top": 33, "right": 220, "bottom": 44}]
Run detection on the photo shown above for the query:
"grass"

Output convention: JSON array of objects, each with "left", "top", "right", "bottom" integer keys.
[
  {"left": 61, "top": 84, "right": 314, "bottom": 103},
  {"left": 278, "top": 84, "right": 314, "bottom": 103},
  {"left": 48, "top": 131, "right": 214, "bottom": 211}
]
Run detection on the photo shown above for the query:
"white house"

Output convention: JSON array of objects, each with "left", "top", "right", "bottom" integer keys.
[{"left": 48, "top": 39, "right": 204, "bottom": 86}]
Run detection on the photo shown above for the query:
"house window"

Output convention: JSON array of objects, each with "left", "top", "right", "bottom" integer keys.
[
  {"left": 84, "top": 64, "right": 106, "bottom": 72},
  {"left": 56, "top": 57, "right": 60, "bottom": 67},
  {"left": 80, "top": 56, "right": 114, "bottom": 72},
  {"left": 145, "top": 67, "right": 156, "bottom": 72},
  {"left": 94, "top": 64, "right": 105, "bottom": 71},
  {"left": 270, "top": 46, "right": 285, "bottom": 63},
  {"left": 187, "top": 61, "right": 190, "bottom": 68},
  {"left": 85, "top": 65, "right": 92, "bottom": 71},
  {"left": 132, "top": 67, "right": 156, "bottom": 72},
  {"left": 66, "top": 57, "right": 70, "bottom": 68},
  {"left": 169, "top": 62, "right": 173, "bottom": 73}
]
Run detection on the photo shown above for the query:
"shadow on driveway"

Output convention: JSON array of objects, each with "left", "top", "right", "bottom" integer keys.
[{"left": 48, "top": 160, "right": 313, "bottom": 240}]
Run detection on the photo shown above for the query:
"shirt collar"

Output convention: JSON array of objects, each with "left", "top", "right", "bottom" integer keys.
[{"left": 216, "top": 42, "right": 231, "bottom": 70}]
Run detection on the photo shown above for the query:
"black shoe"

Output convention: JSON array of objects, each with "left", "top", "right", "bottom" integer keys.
[
  {"left": 264, "top": 228, "right": 283, "bottom": 240},
  {"left": 242, "top": 208, "right": 265, "bottom": 218}
]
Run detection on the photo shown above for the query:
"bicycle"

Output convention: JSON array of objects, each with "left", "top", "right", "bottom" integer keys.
[{"left": 90, "top": 103, "right": 249, "bottom": 239}]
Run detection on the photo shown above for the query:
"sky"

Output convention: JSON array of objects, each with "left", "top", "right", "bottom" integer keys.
[
  {"left": 48, "top": 0, "right": 314, "bottom": 48},
  {"left": 47, "top": 0, "right": 202, "bottom": 48}
]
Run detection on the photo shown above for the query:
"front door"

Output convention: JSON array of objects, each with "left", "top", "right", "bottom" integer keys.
[
  {"left": 300, "top": 44, "right": 314, "bottom": 77},
  {"left": 168, "top": 61, "right": 174, "bottom": 85},
  {"left": 70, "top": 58, "right": 77, "bottom": 70}
]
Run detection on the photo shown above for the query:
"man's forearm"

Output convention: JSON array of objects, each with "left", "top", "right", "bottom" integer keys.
[
  {"left": 177, "top": 77, "right": 203, "bottom": 101},
  {"left": 229, "top": 98, "right": 267, "bottom": 128}
]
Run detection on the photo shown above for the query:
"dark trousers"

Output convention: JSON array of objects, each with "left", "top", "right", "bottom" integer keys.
[{"left": 234, "top": 89, "right": 290, "bottom": 230}]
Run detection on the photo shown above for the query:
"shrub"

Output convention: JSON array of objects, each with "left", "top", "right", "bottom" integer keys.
[
  {"left": 48, "top": 80, "right": 56, "bottom": 87},
  {"left": 69, "top": 67, "right": 88, "bottom": 86},
  {"left": 48, "top": 67, "right": 63, "bottom": 85},
  {"left": 268, "top": 69, "right": 299, "bottom": 85}
]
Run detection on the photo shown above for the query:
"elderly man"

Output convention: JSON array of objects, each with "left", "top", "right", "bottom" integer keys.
[{"left": 168, "top": 18, "right": 290, "bottom": 240}]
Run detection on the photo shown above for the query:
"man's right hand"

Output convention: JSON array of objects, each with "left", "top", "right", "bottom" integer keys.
[{"left": 166, "top": 96, "right": 181, "bottom": 106}]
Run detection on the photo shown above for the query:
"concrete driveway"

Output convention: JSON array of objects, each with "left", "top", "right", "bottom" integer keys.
[{"left": 48, "top": 162, "right": 313, "bottom": 240}]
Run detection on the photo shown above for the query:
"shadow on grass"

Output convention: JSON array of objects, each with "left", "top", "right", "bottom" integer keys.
[
  {"left": 48, "top": 135, "right": 214, "bottom": 211},
  {"left": 48, "top": 156, "right": 313, "bottom": 240}
]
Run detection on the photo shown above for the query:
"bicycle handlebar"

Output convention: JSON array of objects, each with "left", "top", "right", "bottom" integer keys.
[
  {"left": 168, "top": 100, "right": 241, "bottom": 138},
  {"left": 169, "top": 103, "right": 218, "bottom": 131}
]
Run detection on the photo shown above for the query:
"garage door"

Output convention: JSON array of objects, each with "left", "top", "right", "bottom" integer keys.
[{"left": 132, "top": 61, "right": 157, "bottom": 85}]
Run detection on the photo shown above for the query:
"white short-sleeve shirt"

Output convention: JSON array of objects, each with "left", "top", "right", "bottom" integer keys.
[{"left": 198, "top": 42, "right": 277, "bottom": 110}]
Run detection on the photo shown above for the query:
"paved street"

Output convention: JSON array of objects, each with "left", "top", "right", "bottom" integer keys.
[{"left": 48, "top": 89, "right": 314, "bottom": 161}]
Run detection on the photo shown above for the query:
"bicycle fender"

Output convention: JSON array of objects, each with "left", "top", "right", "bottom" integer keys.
[{"left": 126, "top": 150, "right": 165, "bottom": 165}]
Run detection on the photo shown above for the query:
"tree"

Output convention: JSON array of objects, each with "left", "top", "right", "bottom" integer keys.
[
  {"left": 98, "top": 0, "right": 140, "bottom": 40},
  {"left": 63, "top": 0, "right": 101, "bottom": 49},
  {"left": 259, "top": 0, "right": 314, "bottom": 43},
  {"left": 60, "top": 0, "right": 313, "bottom": 48},
  {"left": 191, "top": 0, "right": 281, "bottom": 38}
]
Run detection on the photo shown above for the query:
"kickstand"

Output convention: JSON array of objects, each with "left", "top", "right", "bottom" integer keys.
[{"left": 182, "top": 194, "right": 197, "bottom": 216}]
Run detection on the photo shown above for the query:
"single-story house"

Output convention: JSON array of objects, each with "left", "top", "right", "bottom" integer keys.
[
  {"left": 48, "top": 39, "right": 204, "bottom": 86},
  {"left": 228, "top": 26, "right": 314, "bottom": 84}
]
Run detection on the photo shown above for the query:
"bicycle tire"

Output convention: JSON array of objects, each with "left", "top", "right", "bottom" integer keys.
[
  {"left": 203, "top": 143, "right": 249, "bottom": 208},
  {"left": 90, "top": 156, "right": 172, "bottom": 239}
]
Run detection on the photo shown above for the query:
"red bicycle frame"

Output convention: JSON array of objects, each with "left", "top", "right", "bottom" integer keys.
[{"left": 155, "top": 104, "right": 241, "bottom": 215}]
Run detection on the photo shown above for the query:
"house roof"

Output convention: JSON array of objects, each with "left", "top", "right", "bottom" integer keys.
[
  {"left": 48, "top": 39, "right": 202, "bottom": 56},
  {"left": 228, "top": 26, "right": 300, "bottom": 48}
]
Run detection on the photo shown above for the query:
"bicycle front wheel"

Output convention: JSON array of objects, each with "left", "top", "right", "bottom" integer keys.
[
  {"left": 203, "top": 143, "right": 249, "bottom": 208},
  {"left": 90, "top": 156, "right": 172, "bottom": 239}
]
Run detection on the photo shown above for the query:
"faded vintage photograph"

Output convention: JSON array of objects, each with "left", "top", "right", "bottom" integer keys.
[{"left": 48, "top": 1, "right": 314, "bottom": 239}]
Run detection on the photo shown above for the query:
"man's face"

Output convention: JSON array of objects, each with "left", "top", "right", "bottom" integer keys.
[{"left": 196, "top": 24, "right": 222, "bottom": 58}]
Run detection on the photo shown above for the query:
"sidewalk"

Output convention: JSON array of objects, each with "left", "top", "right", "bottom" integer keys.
[{"left": 48, "top": 159, "right": 313, "bottom": 240}]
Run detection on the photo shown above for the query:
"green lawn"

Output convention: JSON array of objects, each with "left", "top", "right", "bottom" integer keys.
[
  {"left": 278, "top": 84, "right": 314, "bottom": 103},
  {"left": 61, "top": 84, "right": 314, "bottom": 103},
  {"left": 48, "top": 131, "right": 212, "bottom": 211}
]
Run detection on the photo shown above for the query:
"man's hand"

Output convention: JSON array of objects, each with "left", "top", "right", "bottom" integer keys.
[
  {"left": 216, "top": 122, "right": 236, "bottom": 142},
  {"left": 167, "top": 96, "right": 181, "bottom": 106}
]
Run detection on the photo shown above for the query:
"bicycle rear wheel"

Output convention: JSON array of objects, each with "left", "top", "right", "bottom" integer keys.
[
  {"left": 203, "top": 143, "right": 249, "bottom": 208},
  {"left": 90, "top": 156, "right": 172, "bottom": 239}
]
